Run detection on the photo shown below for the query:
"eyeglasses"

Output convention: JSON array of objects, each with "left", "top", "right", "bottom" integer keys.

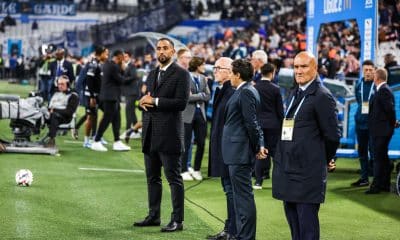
[{"left": 213, "top": 66, "right": 230, "bottom": 72}]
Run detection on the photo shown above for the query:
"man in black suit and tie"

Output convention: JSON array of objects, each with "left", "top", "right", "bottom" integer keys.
[
  {"left": 222, "top": 59, "right": 267, "bottom": 240},
  {"left": 253, "top": 63, "right": 284, "bottom": 189},
  {"left": 366, "top": 67, "right": 396, "bottom": 194},
  {"left": 134, "top": 38, "right": 190, "bottom": 232},
  {"left": 207, "top": 57, "right": 236, "bottom": 240},
  {"left": 49, "top": 48, "right": 75, "bottom": 96},
  {"left": 272, "top": 52, "right": 340, "bottom": 240}
]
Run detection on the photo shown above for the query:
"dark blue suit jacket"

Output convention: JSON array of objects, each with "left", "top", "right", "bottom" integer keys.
[
  {"left": 272, "top": 78, "right": 341, "bottom": 204},
  {"left": 50, "top": 59, "right": 75, "bottom": 84},
  {"left": 222, "top": 82, "right": 264, "bottom": 165}
]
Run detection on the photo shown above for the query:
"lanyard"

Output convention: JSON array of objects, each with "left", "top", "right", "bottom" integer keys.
[
  {"left": 361, "top": 81, "right": 374, "bottom": 102},
  {"left": 285, "top": 96, "right": 306, "bottom": 119}
]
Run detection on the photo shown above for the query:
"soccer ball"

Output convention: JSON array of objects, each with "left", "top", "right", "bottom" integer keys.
[{"left": 15, "top": 169, "right": 33, "bottom": 187}]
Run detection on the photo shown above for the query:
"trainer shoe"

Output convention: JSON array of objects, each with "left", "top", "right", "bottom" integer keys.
[
  {"left": 253, "top": 184, "right": 263, "bottom": 190},
  {"left": 101, "top": 138, "right": 108, "bottom": 145},
  {"left": 188, "top": 167, "right": 195, "bottom": 174},
  {"left": 129, "top": 131, "right": 141, "bottom": 139},
  {"left": 191, "top": 171, "right": 203, "bottom": 181},
  {"left": 181, "top": 171, "right": 193, "bottom": 181},
  {"left": 83, "top": 139, "right": 92, "bottom": 148},
  {"left": 91, "top": 141, "right": 108, "bottom": 152},
  {"left": 351, "top": 179, "right": 369, "bottom": 187},
  {"left": 113, "top": 141, "right": 131, "bottom": 151}
]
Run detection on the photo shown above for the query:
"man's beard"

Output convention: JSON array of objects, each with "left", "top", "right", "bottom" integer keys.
[{"left": 158, "top": 55, "right": 171, "bottom": 64}]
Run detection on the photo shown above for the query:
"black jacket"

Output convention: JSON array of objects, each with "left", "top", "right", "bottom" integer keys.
[
  {"left": 208, "top": 81, "right": 234, "bottom": 177},
  {"left": 254, "top": 80, "right": 284, "bottom": 130},
  {"left": 140, "top": 62, "right": 190, "bottom": 154},
  {"left": 368, "top": 83, "right": 396, "bottom": 137},
  {"left": 99, "top": 60, "right": 125, "bottom": 101},
  {"left": 272, "top": 78, "right": 341, "bottom": 204},
  {"left": 122, "top": 61, "right": 139, "bottom": 97}
]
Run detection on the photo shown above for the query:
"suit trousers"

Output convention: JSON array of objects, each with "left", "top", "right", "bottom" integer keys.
[
  {"left": 125, "top": 95, "right": 138, "bottom": 130},
  {"left": 144, "top": 151, "right": 184, "bottom": 222},
  {"left": 182, "top": 110, "right": 207, "bottom": 172},
  {"left": 221, "top": 176, "right": 237, "bottom": 235},
  {"left": 356, "top": 128, "right": 374, "bottom": 180},
  {"left": 255, "top": 128, "right": 280, "bottom": 185},
  {"left": 95, "top": 100, "right": 121, "bottom": 142},
  {"left": 284, "top": 202, "right": 320, "bottom": 240},
  {"left": 48, "top": 113, "right": 70, "bottom": 138},
  {"left": 371, "top": 136, "right": 392, "bottom": 190},
  {"left": 228, "top": 164, "right": 256, "bottom": 240}
]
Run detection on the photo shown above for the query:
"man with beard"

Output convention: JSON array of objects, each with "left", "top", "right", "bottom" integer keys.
[{"left": 133, "top": 38, "right": 190, "bottom": 232}]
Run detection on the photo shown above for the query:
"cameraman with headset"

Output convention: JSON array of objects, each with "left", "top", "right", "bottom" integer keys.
[{"left": 45, "top": 75, "right": 79, "bottom": 148}]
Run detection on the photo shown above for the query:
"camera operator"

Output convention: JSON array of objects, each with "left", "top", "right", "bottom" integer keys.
[{"left": 46, "top": 75, "right": 79, "bottom": 148}]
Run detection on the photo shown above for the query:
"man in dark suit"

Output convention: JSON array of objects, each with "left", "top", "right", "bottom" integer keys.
[
  {"left": 366, "top": 67, "right": 396, "bottom": 194},
  {"left": 222, "top": 59, "right": 267, "bottom": 240},
  {"left": 272, "top": 51, "right": 340, "bottom": 240},
  {"left": 207, "top": 57, "right": 236, "bottom": 240},
  {"left": 134, "top": 38, "right": 190, "bottom": 232},
  {"left": 49, "top": 48, "right": 75, "bottom": 96},
  {"left": 253, "top": 63, "right": 284, "bottom": 189},
  {"left": 122, "top": 50, "right": 139, "bottom": 133},
  {"left": 90, "top": 49, "right": 131, "bottom": 152}
]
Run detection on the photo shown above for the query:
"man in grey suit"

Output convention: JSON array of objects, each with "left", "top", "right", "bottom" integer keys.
[
  {"left": 222, "top": 59, "right": 267, "bottom": 240},
  {"left": 181, "top": 56, "right": 211, "bottom": 181}
]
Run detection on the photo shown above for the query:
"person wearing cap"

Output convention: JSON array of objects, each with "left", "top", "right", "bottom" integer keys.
[{"left": 91, "top": 49, "right": 131, "bottom": 152}]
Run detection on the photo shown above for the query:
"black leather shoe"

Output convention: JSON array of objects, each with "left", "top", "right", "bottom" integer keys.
[
  {"left": 206, "top": 230, "right": 228, "bottom": 240},
  {"left": 133, "top": 216, "right": 161, "bottom": 227},
  {"left": 365, "top": 188, "right": 381, "bottom": 194},
  {"left": 160, "top": 221, "right": 183, "bottom": 232}
]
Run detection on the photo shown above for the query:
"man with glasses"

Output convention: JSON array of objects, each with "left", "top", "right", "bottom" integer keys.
[
  {"left": 45, "top": 75, "right": 79, "bottom": 148},
  {"left": 206, "top": 57, "right": 236, "bottom": 240}
]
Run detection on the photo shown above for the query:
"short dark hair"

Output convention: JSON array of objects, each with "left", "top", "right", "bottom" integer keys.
[
  {"left": 232, "top": 59, "right": 254, "bottom": 82},
  {"left": 157, "top": 37, "right": 174, "bottom": 48},
  {"left": 112, "top": 49, "right": 124, "bottom": 57},
  {"left": 362, "top": 60, "right": 374, "bottom": 67},
  {"left": 188, "top": 56, "right": 205, "bottom": 72},
  {"left": 125, "top": 49, "right": 133, "bottom": 57},
  {"left": 261, "top": 62, "right": 276, "bottom": 77},
  {"left": 94, "top": 45, "right": 107, "bottom": 56}
]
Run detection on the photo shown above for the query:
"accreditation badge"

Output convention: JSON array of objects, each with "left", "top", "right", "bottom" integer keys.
[
  {"left": 281, "top": 118, "right": 294, "bottom": 141},
  {"left": 361, "top": 102, "right": 369, "bottom": 114}
]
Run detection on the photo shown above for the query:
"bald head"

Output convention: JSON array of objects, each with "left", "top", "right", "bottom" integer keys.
[
  {"left": 294, "top": 51, "right": 318, "bottom": 86},
  {"left": 214, "top": 57, "right": 233, "bottom": 84}
]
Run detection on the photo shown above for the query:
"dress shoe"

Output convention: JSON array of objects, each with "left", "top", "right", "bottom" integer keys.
[
  {"left": 365, "top": 187, "right": 381, "bottom": 194},
  {"left": 350, "top": 178, "right": 369, "bottom": 187},
  {"left": 206, "top": 230, "right": 228, "bottom": 240},
  {"left": 133, "top": 216, "right": 161, "bottom": 227},
  {"left": 160, "top": 221, "right": 183, "bottom": 232}
]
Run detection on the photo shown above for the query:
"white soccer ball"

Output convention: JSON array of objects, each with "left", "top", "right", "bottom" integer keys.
[{"left": 15, "top": 169, "right": 33, "bottom": 187}]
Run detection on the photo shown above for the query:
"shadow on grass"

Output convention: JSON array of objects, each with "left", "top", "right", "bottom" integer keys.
[{"left": 331, "top": 179, "right": 400, "bottom": 222}]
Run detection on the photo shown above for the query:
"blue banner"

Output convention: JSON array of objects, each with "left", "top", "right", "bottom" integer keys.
[
  {"left": 91, "top": 0, "right": 182, "bottom": 45},
  {"left": 306, "top": 0, "right": 377, "bottom": 64},
  {"left": 0, "top": 1, "right": 76, "bottom": 16},
  {"left": 7, "top": 39, "right": 22, "bottom": 56}
]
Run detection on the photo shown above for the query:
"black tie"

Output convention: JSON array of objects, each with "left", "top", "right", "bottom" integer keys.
[
  {"left": 158, "top": 70, "right": 165, "bottom": 84},
  {"left": 296, "top": 88, "right": 304, "bottom": 100}
]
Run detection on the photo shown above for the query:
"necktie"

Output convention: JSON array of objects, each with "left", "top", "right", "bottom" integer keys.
[
  {"left": 56, "top": 62, "right": 62, "bottom": 76},
  {"left": 296, "top": 88, "right": 304, "bottom": 100},
  {"left": 158, "top": 70, "right": 165, "bottom": 84}
]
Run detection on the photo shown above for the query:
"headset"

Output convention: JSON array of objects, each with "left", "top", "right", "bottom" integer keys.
[{"left": 55, "top": 75, "right": 71, "bottom": 88}]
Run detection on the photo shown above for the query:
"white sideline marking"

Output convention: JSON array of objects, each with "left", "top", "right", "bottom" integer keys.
[
  {"left": 64, "top": 140, "right": 84, "bottom": 144},
  {"left": 79, "top": 167, "right": 144, "bottom": 173}
]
